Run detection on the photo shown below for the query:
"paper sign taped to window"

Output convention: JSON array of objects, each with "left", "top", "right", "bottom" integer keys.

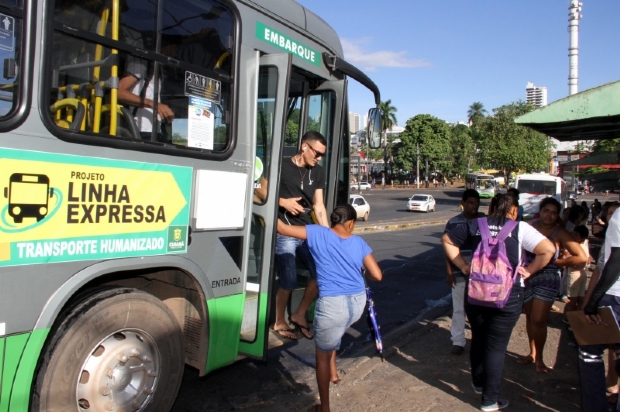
[{"left": 0, "top": 14, "right": 14, "bottom": 52}]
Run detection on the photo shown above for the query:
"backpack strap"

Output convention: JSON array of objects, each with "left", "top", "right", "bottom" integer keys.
[
  {"left": 549, "top": 226, "right": 562, "bottom": 241},
  {"left": 497, "top": 219, "right": 520, "bottom": 279},
  {"left": 477, "top": 218, "right": 492, "bottom": 241},
  {"left": 496, "top": 220, "right": 518, "bottom": 242}
]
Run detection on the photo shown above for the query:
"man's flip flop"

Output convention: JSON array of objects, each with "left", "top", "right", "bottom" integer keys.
[
  {"left": 289, "top": 319, "right": 313, "bottom": 339},
  {"left": 272, "top": 327, "right": 298, "bottom": 340}
]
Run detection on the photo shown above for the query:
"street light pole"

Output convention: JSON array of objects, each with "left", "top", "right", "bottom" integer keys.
[
  {"left": 357, "top": 153, "right": 362, "bottom": 195},
  {"left": 416, "top": 142, "right": 420, "bottom": 189}
]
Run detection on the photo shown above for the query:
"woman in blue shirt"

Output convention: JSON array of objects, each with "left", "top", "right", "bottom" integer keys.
[{"left": 277, "top": 204, "right": 382, "bottom": 412}]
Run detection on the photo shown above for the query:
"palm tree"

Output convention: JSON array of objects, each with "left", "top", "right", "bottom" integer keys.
[
  {"left": 379, "top": 100, "right": 398, "bottom": 143},
  {"left": 467, "top": 102, "right": 487, "bottom": 126},
  {"left": 379, "top": 100, "right": 397, "bottom": 176}
]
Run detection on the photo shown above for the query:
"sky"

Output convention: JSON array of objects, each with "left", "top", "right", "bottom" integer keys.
[{"left": 295, "top": 0, "right": 620, "bottom": 126}]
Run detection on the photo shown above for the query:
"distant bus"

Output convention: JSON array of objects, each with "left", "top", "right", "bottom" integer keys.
[
  {"left": 465, "top": 173, "right": 497, "bottom": 198},
  {"left": 515, "top": 174, "right": 567, "bottom": 218}
]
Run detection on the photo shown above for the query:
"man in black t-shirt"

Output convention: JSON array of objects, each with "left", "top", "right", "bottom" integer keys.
[{"left": 274, "top": 131, "right": 329, "bottom": 340}]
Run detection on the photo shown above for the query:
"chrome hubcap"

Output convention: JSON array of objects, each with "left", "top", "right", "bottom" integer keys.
[{"left": 76, "top": 329, "right": 160, "bottom": 411}]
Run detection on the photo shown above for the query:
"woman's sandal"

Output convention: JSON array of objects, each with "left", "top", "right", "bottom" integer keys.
[
  {"left": 272, "top": 327, "right": 298, "bottom": 340},
  {"left": 307, "top": 405, "right": 322, "bottom": 412},
  {"left": 516, "top": 356, "right": 534, "bottom": 365}
]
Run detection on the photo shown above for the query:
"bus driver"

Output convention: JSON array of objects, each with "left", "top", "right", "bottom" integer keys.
[{"left": 274, "top": 131, "right": 329, "bottom": 340}]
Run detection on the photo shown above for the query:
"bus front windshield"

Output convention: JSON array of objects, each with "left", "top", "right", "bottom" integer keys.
[
  {"left": 477, "top": 179, "right": 494, "bottom": 189},
  {"left": 517, "top": 179, "right": 557, "bottom": 196}
]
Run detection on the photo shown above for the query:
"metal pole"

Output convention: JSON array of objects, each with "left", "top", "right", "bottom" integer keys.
[
  {"left": 416, "top": 142, "right": 420, "bottom": 189},
  {"left": 358, "top": 154, "right": 362, "bottom": 194}
]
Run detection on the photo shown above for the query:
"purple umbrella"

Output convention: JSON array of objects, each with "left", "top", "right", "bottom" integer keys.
[{"left": 365, "top": 285, "right": 384, "bottom": 361}]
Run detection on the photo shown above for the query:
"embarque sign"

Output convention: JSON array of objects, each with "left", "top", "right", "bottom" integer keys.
[
  {"left": 256, "top": 21, "right": 321, "bottom": 67},
  {"left": 0, "top": 148, "right": 192, "bottom": 267}
]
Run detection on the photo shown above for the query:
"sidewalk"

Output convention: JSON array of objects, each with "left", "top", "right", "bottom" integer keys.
[{"left": 321, "top": 301, "right": 584, "bottom": 411}]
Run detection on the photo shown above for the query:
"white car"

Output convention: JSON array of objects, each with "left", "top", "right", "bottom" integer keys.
[
  {"left": 350, "top": 181, "right": 371, "bottom": 190},
  {"left": 407, "top": 194, "right": 436, "bottom": 213},
  {"left": 349, "top": 194, "right": 370, "bottom": 221}
]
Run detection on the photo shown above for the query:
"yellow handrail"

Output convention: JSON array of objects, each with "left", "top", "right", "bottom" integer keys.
[
  {"left": 109, "top": 0, "right": 119, "bottom": 136},
  {"left": 91, "top": 6, "right": 110, "bottom": 133}
]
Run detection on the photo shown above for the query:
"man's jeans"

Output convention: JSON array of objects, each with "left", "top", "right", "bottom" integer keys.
[
  {"left": 274, "top": 233, "right": 316, "bottom": 291},
  {"left": 466, "top": 285, "right": 523, "bottom": 407},
  {"left": 578, "top": 294, "right": 620, "bottom": 412},
  {"left": 451, "top": 276, "right": 467, "bottom": 347}
]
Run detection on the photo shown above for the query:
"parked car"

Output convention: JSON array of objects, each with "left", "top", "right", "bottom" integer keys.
[
  {"left": 407, "top": 194, "right": 436, "bottom": 213},
  {"left": 350, "top": 181, "right": 371, "bottom": 190},
  {"left": 349, "top": 194, "right": 370, "bottom": 221}
]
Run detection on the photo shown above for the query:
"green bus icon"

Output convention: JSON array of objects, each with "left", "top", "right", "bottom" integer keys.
[{"left": 3, "top": 173, "right": 54, "bottom": 223}]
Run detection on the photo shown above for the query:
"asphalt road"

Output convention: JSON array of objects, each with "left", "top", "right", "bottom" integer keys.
[
  {"left": 352, "top": 186, "right": 492, "bottom": 226},
  {"left": 171, "top": 222, "right": 454, "bottom": 411}
]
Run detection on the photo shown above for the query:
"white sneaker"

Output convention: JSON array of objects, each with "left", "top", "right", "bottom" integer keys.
[
  {"left": 471, "top": 381, "right": 482, "bottom": 395},
  {"left": 480, "top": 399, "right": 509, "bottom": 411}
]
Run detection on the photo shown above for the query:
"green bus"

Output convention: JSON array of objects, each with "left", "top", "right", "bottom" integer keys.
[
  {"left": 465, "top": 172, "right": 498, "bottom": 199},
  {"left": 0, "top": 0, "right": 382, "bottom": 409}
]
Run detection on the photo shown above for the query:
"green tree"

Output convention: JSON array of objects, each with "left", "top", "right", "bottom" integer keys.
[
  {"left": 590, "top": 138, "right": 620, "bottom": 154},
  {"left": 477, "top": 101, "right": 553, "bottom": 181},
  {"left": 448, "top": 124, "right": 475, "bottom": 177},
  {"left": 394, "top": 114, "right": 452, "bottom": 179},
  {"left": 571, "top": 141, "right": 590, "bottom": 154},
  {"left": 379, "top": 100, "right": 398, "bottom": 175},
  {"left": 467, "top": 102, "right": 487, "bottom": 126},
  {"left": 284, "top": 108, "right": 300, "bottom": 146}
]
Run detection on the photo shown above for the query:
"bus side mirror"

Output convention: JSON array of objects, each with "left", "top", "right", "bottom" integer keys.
[
  {"left": 3, "top": 187, "right": 7, "bottom": 198},
  {"left": 366, "top": 107, "right": 382, "bottom": 149},
  {"left": 49, "top": 188, "right": 54, "bottom": 198}
]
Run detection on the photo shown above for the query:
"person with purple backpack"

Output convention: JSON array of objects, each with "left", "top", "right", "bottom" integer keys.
[{"left": 442, "top": 193, "right": 555, "bottom": 411}]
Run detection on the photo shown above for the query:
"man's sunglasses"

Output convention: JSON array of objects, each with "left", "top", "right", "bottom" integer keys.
[{"left": 306, "top": 144, "right": 325, "bottom": 158}]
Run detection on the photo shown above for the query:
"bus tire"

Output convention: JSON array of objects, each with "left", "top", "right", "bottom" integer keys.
[{"left": 31, "top": 287, "right": 184, "bottom": 412}]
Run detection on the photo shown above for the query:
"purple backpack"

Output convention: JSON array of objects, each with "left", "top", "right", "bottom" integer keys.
[{"left": 468, "top": 218, "right": 519, "bottom": 308}]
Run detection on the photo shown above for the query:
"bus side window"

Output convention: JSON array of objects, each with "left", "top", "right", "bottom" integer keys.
[
  {"left": 47, "top": 0, "right": 235, "bottom": 153},
  {"left": 0, "top": 5, "right": 23, "bottom": 122}
]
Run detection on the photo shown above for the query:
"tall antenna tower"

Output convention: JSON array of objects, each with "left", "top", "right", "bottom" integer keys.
[{"left": 568, "top": 1, "right": 583, "bottom": 95}]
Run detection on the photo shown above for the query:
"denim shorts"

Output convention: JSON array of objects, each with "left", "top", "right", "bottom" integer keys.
[
  {"left": 274, "top": 233, "right": 317, "bottom": 290},
  {"left": 314, "top": 291, "right": 366, "bottom": 352}
]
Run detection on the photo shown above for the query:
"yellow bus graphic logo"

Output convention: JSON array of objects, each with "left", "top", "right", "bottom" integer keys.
[{"left": 4, "top": 173, "right": 54, "bottom": 223}]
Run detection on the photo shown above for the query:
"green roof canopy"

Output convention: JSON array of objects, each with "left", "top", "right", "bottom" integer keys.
[
  {"left": 515, "top": 80, "right": 620, "bottom": 141},
  {"left": 564, "top": 152, "right": 620, "bottom": 166}
]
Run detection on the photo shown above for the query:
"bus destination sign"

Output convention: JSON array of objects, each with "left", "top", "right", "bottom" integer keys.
[{"left": 0, "top": 149, "right": 193, "bottom": 267}]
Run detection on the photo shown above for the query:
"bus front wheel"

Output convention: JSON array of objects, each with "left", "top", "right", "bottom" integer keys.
[{"left": 31, "top": 288, "right": 184, "bottom": 412}]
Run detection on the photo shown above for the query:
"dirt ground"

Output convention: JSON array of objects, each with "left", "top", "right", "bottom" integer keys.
[{"left": 316, "top": 302, "right": 588, "bottom": 412}]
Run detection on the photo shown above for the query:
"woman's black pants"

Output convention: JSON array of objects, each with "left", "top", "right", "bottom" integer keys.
[{"left": 466, "top": 286, "right": 524, "bottom": 407}]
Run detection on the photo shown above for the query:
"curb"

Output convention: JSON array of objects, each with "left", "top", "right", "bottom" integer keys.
[{"left": 354, "top": 219, "right": 448, "bottom": 233}]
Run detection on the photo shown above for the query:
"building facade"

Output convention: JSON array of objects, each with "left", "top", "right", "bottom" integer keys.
[
  {"left": 349, "top": 111, "right": 361, "bottom": 133},
  {"left": 526, "top": 82, "right": 548, "bottom": 107}
]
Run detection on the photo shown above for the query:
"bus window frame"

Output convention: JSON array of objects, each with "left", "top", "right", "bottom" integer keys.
[
  {"left": 38, "top": 0, "right": 242, "bottom": 161},
  {"left": 0, "top": 0, "right": 35, "bottom": 132}
]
